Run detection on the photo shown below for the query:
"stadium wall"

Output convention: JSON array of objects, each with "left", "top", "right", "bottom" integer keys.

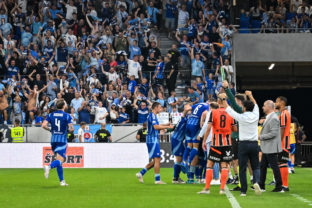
[
  {"left": 0, "top": 143, "right": 175, "bottom": 168},
  {"left": 233, "top": 33, "right": 312, "bottom": 62},
  {"left": 0, "top": 124, "right": 142, "bottom": 143}
]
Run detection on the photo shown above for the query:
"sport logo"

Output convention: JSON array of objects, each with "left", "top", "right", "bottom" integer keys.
[
  {"left": 43, "top": 147, "right": 84, "bottom": 168},
  {"left": 225, "top": 151, "right": 231, "bottom": 157}
]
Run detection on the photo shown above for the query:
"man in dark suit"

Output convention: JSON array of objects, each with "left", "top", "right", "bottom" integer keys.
[{"left": 259, "top": 100, "right": 283, "bottom": 192}]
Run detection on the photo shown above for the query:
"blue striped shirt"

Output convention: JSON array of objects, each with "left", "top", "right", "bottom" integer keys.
[
  {"left": 146, "top": 112, "right": 159, "bottom": 143},
  {"left": 171, "top": 116, "right": 187, "bottom": 142},
  {"left": 46, "top": 110, "right": 73, "bottom": 143}
]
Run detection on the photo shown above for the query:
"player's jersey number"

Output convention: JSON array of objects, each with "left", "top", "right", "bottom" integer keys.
[
  {"left": 193, "top": 105, "right": 202, "bottom": 115},
  {"left": 220, "top": 115, "right": 226, "bottom": 128},
  {"left": 55, "top": 119, "right": 61, "bottom": 132}
]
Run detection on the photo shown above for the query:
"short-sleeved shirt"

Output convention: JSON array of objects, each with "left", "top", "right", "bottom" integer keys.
[
  {"left": 188, "top": 91, "right": 200, "bottom": 103},
  {"left": 137, "top": 128, "right": 147, "bottom": 142},
  {"left": 45, "top": 110, "right": 73, "bottom": 143},
  {"left": 138, "top": 106, "right": 149, "bottom": 124},
  {"left": 146, "top": 112, "right": 159, "bottom": 143},
  {"left": 279, "top": 109, "right": 291, "bottom": 149},
  {"left": 186, "top": 103, "right": 209, "bottom": 137},
  {"left": 209, "top": 108, "right": 235, "bottom": 147},
  {"left": 95, "top": 129, "right": 111, "bottom": 143},
  {"left": 127, "top": 59, "right": 141, "bottom": 79}
]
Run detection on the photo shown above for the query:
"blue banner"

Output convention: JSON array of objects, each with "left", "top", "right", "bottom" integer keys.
[{"left": 73, "top": 124, "right": 112, "bottom": 143}]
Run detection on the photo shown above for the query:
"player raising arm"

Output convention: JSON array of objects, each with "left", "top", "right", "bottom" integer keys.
[
  {"left": 42, "top": 99, "right": 74, "bottom": 186},
  {"left": 136, "top": 102, "right": 174, "bottom": 184}
]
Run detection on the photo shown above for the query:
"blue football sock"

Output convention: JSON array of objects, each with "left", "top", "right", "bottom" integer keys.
[
  {"left": 56, "top": 164, "right": 64, "bottom": 181},
  {"left": 155, "top": 174, "right": 160, "bottom": 182},
  {"left": 195, "top": 166, "right": 200, "bottom": 179},
  {"left": 188, "top": 165, "right": 195, "bottom": 180},
  {"left": 188, "top": 148, "right": 198, "bottom": 164},
  {"left": 50, "top": 160, "right": 61, "bottom": 169},
  {"left": 291, "top": 163, "right": 295, "bottom": 168},
  {"left": 183, "top": 146, "right": 191, "bottom": 163},
  {"left": 288, "top": 159, "right": 291, "bottom": 167},
  {"left": 140, "top": 168, "right": 148, "bottom": 176},
  {"left": 173, "top": 163, "right": 181, "bottom": 179}
]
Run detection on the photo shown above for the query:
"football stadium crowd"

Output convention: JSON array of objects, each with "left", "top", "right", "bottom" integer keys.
[{"left": 0, "top": 0, "right": 311, "bottom": 126}]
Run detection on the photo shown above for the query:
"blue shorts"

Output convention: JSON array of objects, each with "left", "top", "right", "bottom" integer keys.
[
  {"left": 146, "top": 142, "right": 161, "bottom": 159},
  {"left": 171, "top": 139, "right": 185, "bottom": 157},
  {"left": 51, "top": 142, "right": 67, "bottom": 159},
  {"left": 290, "top": 144, "right": 296, "bottom": 155},
  {"left": 185, "top": 131, "right": 200, "bottom": 143},
  {"left": 207, "top": 88, "right": 214, "bottom": 95}
]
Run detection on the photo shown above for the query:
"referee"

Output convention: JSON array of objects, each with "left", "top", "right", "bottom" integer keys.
[{"left": 224, "top": 91, "right": 261, "bottom": 196}]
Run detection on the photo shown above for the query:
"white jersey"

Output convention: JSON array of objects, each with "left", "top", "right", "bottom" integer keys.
[
  {"left": 78, "top": 128, "right": 85, "bottom": 142},
  {"left": 94, "top": 107, "right": 108, "bottom": 124},
  {"left": 198, "top": 111, "right": 212, "bottom": 143}
]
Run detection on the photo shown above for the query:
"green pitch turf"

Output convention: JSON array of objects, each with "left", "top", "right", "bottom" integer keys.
[{"left": 0, "top": 168, "right": 312, "bottom": 208}]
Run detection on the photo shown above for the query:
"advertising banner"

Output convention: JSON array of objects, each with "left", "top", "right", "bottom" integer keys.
[
  {"left": 73, "top": 124, "right": 112, "bottom": 143},
  {"left": 43, "top": 146, "right": 84, "bottom": 168}
]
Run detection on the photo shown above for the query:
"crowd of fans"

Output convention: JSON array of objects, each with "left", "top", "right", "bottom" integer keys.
[
  {"left": 0, "top": 0, "right": 237, "bottom": 125},
  {"left": 240, "top": 0, "right": 312, "bottom": 33}
]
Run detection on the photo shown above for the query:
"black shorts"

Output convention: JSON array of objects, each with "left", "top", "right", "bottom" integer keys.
[
  {"left": 208, "top": 146, "right": 233, "bottom": 163},
  {"left": 278, "top": 149, "right": 289, "bottom": 164},
  {"left": 231, "top": 138, "right": 239, "bottom": 160}
]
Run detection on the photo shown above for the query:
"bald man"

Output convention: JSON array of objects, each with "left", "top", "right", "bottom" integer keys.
[{"left": 258, "top": 100, "right": 283, "bottom": 192}]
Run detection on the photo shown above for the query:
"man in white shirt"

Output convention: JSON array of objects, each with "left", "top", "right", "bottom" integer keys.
[
  {"left": 94, "top": 101, "right": 108, "bottom": 124},
  {"left": 224, "top": 91, "right": 261, "bottom": 196},
  {"left": 78, "top": 122, "right": 86, "bottom": 142},
  {"left": 64, "top": 28, "right": 77, "bottom": 45},
  {"left": 127, "top": 55, "right": 142, "bottom": 80},
  {"left": 222, "top": 59, "right": 234, "bottom": 83},
  {"left": 64, "top": 0, "right": 77, "bottom": 20}
]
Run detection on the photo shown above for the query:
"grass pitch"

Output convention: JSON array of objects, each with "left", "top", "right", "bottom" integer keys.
[{"left": 0, "top": 168, "right": 312, "bottom": 208}]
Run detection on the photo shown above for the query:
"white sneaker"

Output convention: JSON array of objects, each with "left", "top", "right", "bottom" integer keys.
[
  {"left": 219, "top": 189, "right": 225, "bottom": 195},
  {"left": 198, "top": 189, "right": 210, "bottom": 194},
  {"left": 3, "top": 121, "right": 7, "bottom": 125},
  {"left": 253, "top": 183, "right": 262, "bottom": 195},
  {"left": 43, "top": 165, "right": 50, "bottom": 179},
  {"left": 155, "top": 180, "right": 166, "bottom": 184},
  {"left": 60, "top": 180, "right": 69, "bottom": 186},
  {"left": 136, "top": 173, "right": 144, "bottom": 184},
  {"left": 200, "top": 179, "right": 205, "bottom": 184},
  {"left": 240, "top": 193, "right": 247, "bottom": 197},
  {"left": 288, "top": 168, "right": 292, "bottom": 174}
]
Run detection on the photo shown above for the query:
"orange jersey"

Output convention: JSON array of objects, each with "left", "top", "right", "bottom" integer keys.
[
  {"left": 209, "top": 108, "right": 235, "bottom": 147},
  {"left": 279, "top": 109, "right": 291, "bottom": 150}
]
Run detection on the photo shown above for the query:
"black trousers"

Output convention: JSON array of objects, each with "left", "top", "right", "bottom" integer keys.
[
  {"left": 238, "top": 141, "right": 260, "bottom": 193},
  {"left": 259, "top": 153, "right": 282, "bottom": 189},
  {"left": 166, "top": 75, "right": 177, "bottom": 94}
]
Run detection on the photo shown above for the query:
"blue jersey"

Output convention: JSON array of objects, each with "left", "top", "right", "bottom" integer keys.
[
  {"left": 154, "top": 62, "right": 165, "bottom": 79},
  {"left": 171, "top": 116, "right": 188, "bottom": 142},
  {"left": 138, "top": 106, "right": 149, "bottom": 123},
  {"left": 45, "top": 110, "right": 73, "bottom": 143},
  {"left": 146, "top": 112, "right": 159, "bottom": 143},
  {"left": 186, "top": 103, "right": 209, "bottom": 137}
]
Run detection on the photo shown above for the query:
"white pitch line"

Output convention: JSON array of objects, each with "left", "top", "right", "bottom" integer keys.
[
  {"left": 225, "top": 186, "right": 242, "bottom": 208},
  {"left": 291, "top": 194, "right": 312, "bottom": 206}
]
